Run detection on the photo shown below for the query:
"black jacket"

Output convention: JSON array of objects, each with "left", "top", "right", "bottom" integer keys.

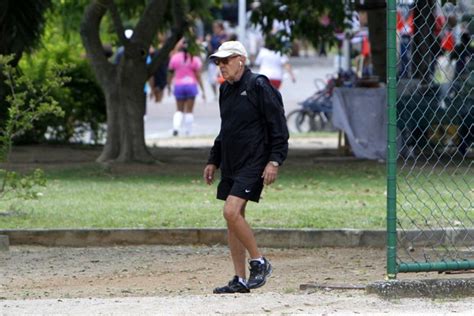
[{"left": 207, "top": 68, "right": 289, "bottom": 177}]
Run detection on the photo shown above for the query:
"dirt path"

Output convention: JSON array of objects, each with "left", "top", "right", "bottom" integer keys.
[
  {"left": 2, "top": 245, "right": 385, "bottom": 299},
  {"left": 1, "top": 245, "right": 473, "bottom": 314}
]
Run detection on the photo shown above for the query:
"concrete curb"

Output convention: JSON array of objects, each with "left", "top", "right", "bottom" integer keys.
[
  {"left": 0, "top": 234, "right": 9, "bottom": 251},
  {"left": 1, "top": 228, "right": 473, "bottom": 248},
  {"left": 0, "top": 228, "right": 380, "bottom": 248},
  {"left": 366, "top": 279, "right": 474, "bottom": 298}
]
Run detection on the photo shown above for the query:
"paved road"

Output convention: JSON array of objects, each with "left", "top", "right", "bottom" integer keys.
[{"left": 144, "top": 55, "right": 336, "bottom": 142}]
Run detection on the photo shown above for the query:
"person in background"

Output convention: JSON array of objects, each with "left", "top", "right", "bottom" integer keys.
[
  {"left": 206, "top": 21, "right": 228, "bottom": 99},
  {"left": 246, "top": 1, "right": 264, "bottom": 66},
  {"left": 396, "top": 6, "right": 413, "bottom": 78},
  {"left": 167, "top": 39, "right": 206, "bottom": 136},
  {"left": 203, "top": 41, "right": 289, "bottom": 294},
  {"left": 451, "top": 17, "right": 473, "bottom": 79},
  {"left": 254, "top": 40, "right": 296, "bottom": 89},
  {"left": 148, "top": 33, "right": 169, "bottom": 103},
  {"left": 113, "top": 29, "right": 134, "bottom": 64},
  {"left": 450, "top": 27, "right": 473, "bottom": 155},
  {"left": 102, "top": 44, "right": 113, "bottom": 60}
]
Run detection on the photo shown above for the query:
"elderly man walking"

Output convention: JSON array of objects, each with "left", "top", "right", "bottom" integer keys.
[{"left": 203, "top": 41, "right": 289, "bottom": 294}]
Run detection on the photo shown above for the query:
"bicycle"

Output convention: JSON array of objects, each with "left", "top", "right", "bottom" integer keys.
[{"left": 286, "top": 77, "right": 335, "bottom": 133}]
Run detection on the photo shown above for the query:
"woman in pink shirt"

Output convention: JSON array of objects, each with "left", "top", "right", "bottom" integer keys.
[{"left": 168, "top": 40, "right": 206, "bottom": 136}]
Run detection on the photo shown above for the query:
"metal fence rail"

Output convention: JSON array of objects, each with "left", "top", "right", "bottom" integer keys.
[{"left": 387, "top": 0, "right": 473, "bottom": 279}]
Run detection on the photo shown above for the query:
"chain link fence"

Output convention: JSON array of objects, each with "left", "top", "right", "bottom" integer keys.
[{"left": 387, "top": 0, "right": 473, "bottom": 277}]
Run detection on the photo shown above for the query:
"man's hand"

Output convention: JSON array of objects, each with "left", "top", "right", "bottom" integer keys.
[
  {"left": 203, "top": 164, "right": 217, "bottom": 185},
  {"left": 262, "top": 162, "right": 279, "bottom": 185}
]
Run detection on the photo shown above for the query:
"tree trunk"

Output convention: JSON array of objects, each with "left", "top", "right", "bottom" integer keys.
[
  {"left": 96, "top": 83, "right": 120, "bottom": 162},
  {"left": 367, "top": 8, "right": 386, "bottom": 83},
  {"left": 115, "top": 59, "right": 152, "bottom": 162},
  {"left": 97, "top": 69, "right": 152, "bottom": 163}
]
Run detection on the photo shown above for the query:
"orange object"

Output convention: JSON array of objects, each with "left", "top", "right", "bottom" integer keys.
[
  {"left": 269, "top": 79, "right": 282, "bottom": 89},
  {"left": 435, "top": 15, "right": 446, "bottom": 36},
  {"left": 361, "top": 36, "right": 371, "bottom": 57},
  {"left": 217, "top": 75, "right": 225, "bottom": 84},
  {"left": 396, "top": 11, "right": 404, "bottom": 32},
  {"left": 397, "top": 10, "right": 414, "bottom": 35},
  {"left": 441, "top": 31, "right": 455, "bottom": 52}
]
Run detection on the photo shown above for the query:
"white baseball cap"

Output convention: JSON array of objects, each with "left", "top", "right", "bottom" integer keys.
[
  {"left": 210, "top": 41, "right": 248, "bottom": 59},
  {"left": 124, "top": 29, "right": 133, "bottom": 39}
]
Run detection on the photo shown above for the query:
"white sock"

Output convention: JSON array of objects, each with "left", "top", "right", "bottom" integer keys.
[
  {"left": 250, "top": 257, "right": 265, "bottom": 264},
  {"left": 183, "top": 113, "right": 194, "bottom": 135},
  {"left": 238, "top": 277, "right": 247, "bottom": 285},
  {"left": 173, "top": 111, "right": 184, "bottom": 132}
]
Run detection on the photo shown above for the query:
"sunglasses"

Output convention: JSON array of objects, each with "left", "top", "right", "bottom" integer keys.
[{"left": 213, "top": 55, "right": 238, "bottom": 65}]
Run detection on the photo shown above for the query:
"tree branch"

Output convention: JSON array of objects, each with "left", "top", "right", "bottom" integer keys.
[
  {"left": 106, "top": 0, "right": 126, "bottom": 45},
  {"left": 134, "top": 0, "right": 177, "bottom": 45},
  {"left": 80, "top": 0, "right": 113, "bottom": 85},
  {"left": 147, "top": 0, "right": 187, "bottom": 77},
  {"left": 170, "top": 0, "right": 188, "bottom": 29}
]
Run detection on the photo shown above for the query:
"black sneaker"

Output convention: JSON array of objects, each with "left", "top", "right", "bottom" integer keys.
[
  {"left": 213, "top": 276, "right": 250, "bottom": 294},
  {"left": 247, "top": 257, "right": 272, "bottom": 289}
]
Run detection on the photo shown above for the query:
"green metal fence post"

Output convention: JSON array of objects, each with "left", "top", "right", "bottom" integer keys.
[{"left": 386, "top": 0, "right": 398, "bottom": 280}]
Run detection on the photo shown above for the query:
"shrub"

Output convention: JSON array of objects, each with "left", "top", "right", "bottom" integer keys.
[
  {"left": 16, "top": 51, "right": 106, "bottom": 144},
  {"left": 0, "top": 54, "right": 65, "bottom": 210}
]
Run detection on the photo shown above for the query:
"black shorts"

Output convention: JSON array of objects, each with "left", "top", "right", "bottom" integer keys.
[
  {"left": 154, "top": 66, "right": 168, "bottom": 89},
  {"left": 217, "top": 175, "right": 264, "bottom": 203}
]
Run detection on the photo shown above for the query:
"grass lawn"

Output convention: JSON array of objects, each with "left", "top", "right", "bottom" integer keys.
[{"left": 0, "top": 154, "right": 470, "bottom": 230}]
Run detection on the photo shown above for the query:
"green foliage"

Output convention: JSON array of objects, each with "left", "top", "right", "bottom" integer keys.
[
  {"left": 48, "top": 0, "right": 213, "bottom": 46},
  {"left": 0, "top": 54, "right": 66, "bottom": 211},
  {"left": 0, "top": 55, "right": 66, "bottom": 160},
  {"left": 0, "top": 0, "right": 53, "bottom": 143},
  {"left": 0, "top": 169, "right": 46, "bottom": 203},
  {"left": 16, "top": 7, "right": 107, "bottom": 144},
  {"left": 249, "top": 0, "right": 346, "bottom": 53},
  {"left": 0, "top": 0, "right": 52, "bottom": 58},
  {"left": 50, "top": 0, "right": 117, "bottom": 46},
  {"left": 20, "top": 55, "right": 107, "bottom": 144},
  {"left": 54, "top": 59, "right": 107, "bottom": 143}
]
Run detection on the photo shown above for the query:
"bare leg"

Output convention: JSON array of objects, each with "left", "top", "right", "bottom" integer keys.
[
  {"left": 155, "top": 89, "right": 164, "bottom": 103},
  {"left": 224, "top": 195, "right": 262, "bottom": 278},
  {"left": 183, "top": 98, "right": 195, "bottom": 113},
  {"left": 176, "top": 100, "right": 185, "bottom": 112},
  {"left": 227, "top": 205, "right": 247, "bottom": 278}
]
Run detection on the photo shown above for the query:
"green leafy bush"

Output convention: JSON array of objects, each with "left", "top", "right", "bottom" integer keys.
[
  {"left": 17, "top": 49, "right": 106, "bottom": 144},
  {"left": 0, "top": 54, "right": 65, "bottom": 211},
  {"left": 0, "top": 55, "right": 66, "bottom": 159}
]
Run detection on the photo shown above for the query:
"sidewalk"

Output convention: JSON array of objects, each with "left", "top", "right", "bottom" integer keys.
[
  {"left": 144, "top": 55, "right": 335, "bottom": 140},
  {"left": 146, "top": 134, "right": 339, "bottom": 149}
]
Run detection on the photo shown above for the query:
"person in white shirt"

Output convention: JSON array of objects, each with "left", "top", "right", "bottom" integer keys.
[{"left": 255, "top": 42, "right": 296, "bottom": 89}]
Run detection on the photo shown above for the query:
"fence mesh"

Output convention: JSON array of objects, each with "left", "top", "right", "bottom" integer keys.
[{"left": 394, "top": 0, "right": 473, "bottom": 273}]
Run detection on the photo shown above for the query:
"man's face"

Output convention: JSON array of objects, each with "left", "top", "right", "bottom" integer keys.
[{"left": 214, "top": 55, "right": 244, "bottom": 82}]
